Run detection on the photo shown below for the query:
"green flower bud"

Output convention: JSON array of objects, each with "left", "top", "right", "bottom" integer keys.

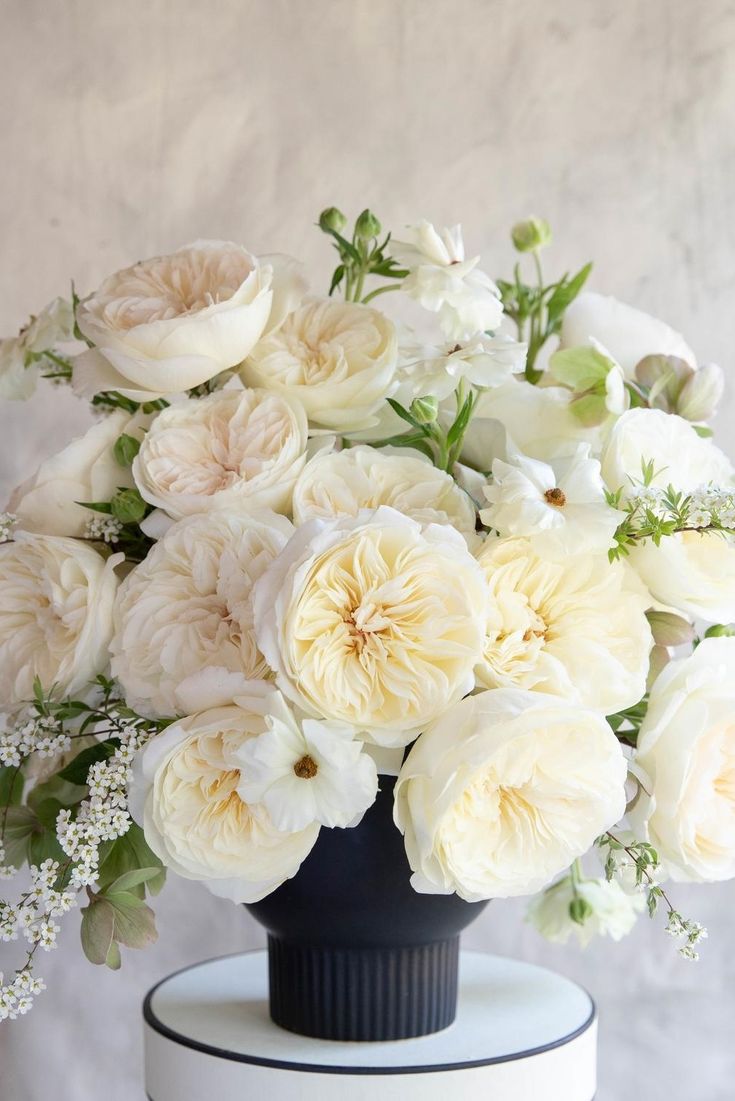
[
  {"left": 409, "top": 395, "right": 439, "bottom": 425},
  {"left": 704, "top": 623, "right": 735, "bottom": 639},
  {"left": 676, "top": 363, "right": 725, "bottom": 423},
  {"left": 111, "top": 488, "right": 147, "bottom": 525},
  {"left": 319, "top": 207, "right": 348, "bottom": 234},
  {"left": 635, "top": 354, "right": 693, "bottom": 412},
  {"left": 354, "top": 209, "right": 382, "bottom": 239},
  {"left": 569, "top": 896, "right": 594, "bottom": 926},
  {"left": 511, "top": 216, "right": 552, "bottom": 253}
]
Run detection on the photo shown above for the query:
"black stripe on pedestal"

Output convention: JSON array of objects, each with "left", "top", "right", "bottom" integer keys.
[{"left": 267, "top": 935, "right": 460, "bottom": 1041}]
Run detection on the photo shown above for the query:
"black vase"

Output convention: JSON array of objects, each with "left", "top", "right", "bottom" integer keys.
[{"left": 246, "top": 776, "right": 487, "bottom": 1042}]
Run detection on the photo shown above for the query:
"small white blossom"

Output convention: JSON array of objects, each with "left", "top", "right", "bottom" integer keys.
[
  {"left": 0, "top": 513, "right": 17, "bottom": 543},
  {"left": 84, "top": 515, "right": 124, "bottom": 544}
]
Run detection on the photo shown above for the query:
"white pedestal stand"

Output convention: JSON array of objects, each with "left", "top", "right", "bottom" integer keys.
[{"left": 144, "top": 950, "right": 596, "bottom": 1101}]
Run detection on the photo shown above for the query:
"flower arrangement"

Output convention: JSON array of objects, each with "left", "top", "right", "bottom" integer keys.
[{"left": 1, "top": 208, "right": 730, "bottom": 1022}]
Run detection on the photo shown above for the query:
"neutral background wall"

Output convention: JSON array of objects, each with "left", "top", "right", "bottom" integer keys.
[{"left": 1, "top": 2, "right": 734, "bottom": 1098}]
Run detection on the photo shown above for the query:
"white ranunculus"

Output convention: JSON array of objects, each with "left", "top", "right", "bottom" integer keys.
[
  {"left": 253, "top": 507, "right": 487, "bottom": 746},
  {"left": 480, "top": 444, "right": 624, "bottom": 556},
  {"left": 292, "top": 445, "right": 477, "bottom": 543},
  {"left": 628, "top": 531, "right": 735, "bottom": 622},
  {"left": 242, "top": 296, "right": 398, "bottom": 431},
  {"left": 397, "top": 333, "right": 525, "bottom": 402},
  {"left": 73, "top": 243, "right": 305, "bottom": 401},
  {"left": 9, "top": 410, "right": 149, "bottom": 537},
  {"left": 130, "top": 686, "right": 319, "bottom": 903},
  {"left": 475, "top": 536, "right": 652, "bottom": 713},
  {"left": 0, "top": 533, "right": 120, "bottom": 708},
  {"left": 561, "top": 292, "right": 696, "bottom": 378},
  {"left": 527, "top": 875, "right": 645, "bottom": 947},
  {"left": 601, "top": 408, "right": 733, "bottom": 498},
  {"left": 111, "top": 511, "right": 292, "bottom": 717},
  {"left": 132, "top": 387, "right": 308, "bottom": 520},
  {"left": 235, "top": 689, "right": 378, "bottom": 831},
  {"left": 632, "top": 638, "right": 735, "bottom": 882},
  {"left": 392, "top": 221, "right": 503, "bottom": 340},
  {"left": 0, "top": 297, "right": 75, "bottom": 400},
  {"left": 394, "top": 689, "right": 627, "bottom": 901},
  {"left": 462, "top": 379, "right": 604, "bottom": 471}
]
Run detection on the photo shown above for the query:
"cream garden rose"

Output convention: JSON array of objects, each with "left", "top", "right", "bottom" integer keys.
[
  {"left": 394, "top": 689, "right": 627, "bottom": 900},
  {"left": 10, "top": 410, "right": 149, "bottom": 537},
  {"left": 242, "top": 296, "right": 398, "bottom": 431},
  {"left": 253, "top": 507, "right": 487, "bottom": 746},
  {"left": 73, "top": 242, "right": 304, "bottom": 401},
  {"left": 291, "top": 445, "right": 477, "bottom": 541},
  {"left": 628, "top": 530, "right": 735, "bottom": 622},
  {"left": 632, "top": 638, "right": 735, "bottom": 882},
  {"left": 475, "top": 536, "right": 652, "bottom": 712},
  {"left": 0, "top": 532, "right": 120, "bottom": 708},
  {"left": 130, "top": 686, "right": 319, "bottom": 903},
  {"left": 132, "top": 387, "right": 308, "bottom": 520},
  {"left": 111, "top": 511, "right": 292, "bottom": 716}
]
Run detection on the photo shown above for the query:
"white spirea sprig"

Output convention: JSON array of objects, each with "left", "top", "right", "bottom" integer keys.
[
  {"left": 0, "top": 512, "right": 17, "bottom": 543},
  {"left": 627, "top": 483, "right": 735, "bottom": 532},
  {"left": 0, "top": 713, "right": 72, "bottom": 768},
  {"left": 84, "top": 515, "right": 124, "bottom": 544}
]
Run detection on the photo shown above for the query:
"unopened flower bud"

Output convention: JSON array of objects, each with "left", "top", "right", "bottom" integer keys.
[
  {"left": 319, "top": 207, "right": 348, "bottom": 234},
  {"left": 354, "top": 209, "right": 382, "bottom": 239},
  {"left": 646, "top": 610, "right": 696, "bottom": 648},
  {"left": 635, "top": 355, "right": 692, "bottom": 412},
  {"left": 511, "top": 217, "right": 552, "bottom": 253},
  {"left": 569, "top": 895, "right": 594, "bottom": 925},
  {"left": 676, "top": 363, "right": 725, "bottom": 423},
  {"left": 410, "top": 395, "right": 439, "bottom": 425}
]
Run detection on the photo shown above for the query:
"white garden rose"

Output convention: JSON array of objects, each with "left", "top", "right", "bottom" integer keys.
[
  {"left": 394, "top": 689, "right": 627, "bottom": 900},
  {"left": 9, "top": 410, "right": 149, "bottom": 537},
  {"left": 0, "top": 532, "right": 120, "bottom": 708},
  {"left": 73, "top": 243, "right": 305, "bottom": 401},
  {"left": 601, "top": 408, "right": 733, "bottom": 498},
  {"left": 628, "top": 531, "right": 735, "bottom": 622},
  {"left": 392, "top": 221, "right": 503, "bottom": 340},
  {"left": 292, "top": 445, "right": 477, "bottom": 542},
  {"left": 632, "top": 638, "right": 735, "bottom": 882},
  {"left": 132, "top": 387, "right": 308, "bottom": 520},
  {"left": 112, "top": 511, "right": 292, "bottom": 717},
  {"left": 130, "top": 686, "right": 319, "bottom": 903},
  {"left": 0, "top": 297, "right": 75, "bottom": 400},
  {"left": 253, "top": 507, "right": 487, "bottom": 746},
  {"left": 561, "top": 292, "right": 696, "bottom": 377},
  {"left": 475, "top": 536, "right": 652, "bottom": 712},
  {"left": 242, "top": 296, "right": 398, "bottom": 431}
]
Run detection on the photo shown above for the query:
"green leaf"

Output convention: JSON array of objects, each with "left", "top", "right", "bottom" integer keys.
[
  {"left": 77, "top": 499, "right": 114, "bottom": 515},
  {"left": 545, "top": 262, "right": 593, "bottom": 328},
  {"left": 111, "top": 488, "right": 147, "bottom": 524},
  {"left": 81, "top": 899, "right": 116, "bottom": 965},
  {"left": 58, "top": 739, "right": 120, "bottom": 785},
  {"left": 28, "top": 827, "right": 67, "bottom": 867},
  {"left": 113, "top": 433, "right": 142, "bottom": 467},
  {"left": 0, "top": 765, "right": 24, "bottom": 807},
  {"left": 328, "top": 264, "right": 345, "bottom": 296},
  {"left": 106, "top": 892, "right": 158, "bottom": 950},
  {"left": 549, "top": 345, "right": 612, "bottom": 391},
  {"left": 1, "top": 806, "right": 37, "bottom": 867},
  {"left": 446, "top": 392, "right": 476, "bottom": 449},
  {"left": 97, "top": 823, "right": 166, "bottom": 897},
  {"left": 27, "top": 775, "right": 87, "bottom": 815},
  {"left": 693, "top": 424, "right": 714, "bottom": 438},
  {"left": 106, "top": 867, "right": 164, "bottom": 895},
  {"left": 385, "top": 398, "right": 429, "bottom": 433},
  {"left": 105, "top": 939, "right": 122, "bottom": 970}
]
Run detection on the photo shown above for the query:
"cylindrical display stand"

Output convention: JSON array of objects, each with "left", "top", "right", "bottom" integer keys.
[{"left": 143, "top": 950, "right": 597, "bottom": 1101}]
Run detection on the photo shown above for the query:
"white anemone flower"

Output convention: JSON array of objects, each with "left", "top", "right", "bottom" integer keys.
[
  {"left": 397, "top": 333, "right": 525, "bottom": 402},
  {"left": 236, "top": 691, "right": 378, "bottom": 831},
  {"left": 481, "top": 444, "right": 624, "bottom": 556}
]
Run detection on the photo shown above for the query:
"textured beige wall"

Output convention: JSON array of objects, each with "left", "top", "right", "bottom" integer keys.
[{"left": 1, "top": 2, "right": 735, "bottom": 1098}]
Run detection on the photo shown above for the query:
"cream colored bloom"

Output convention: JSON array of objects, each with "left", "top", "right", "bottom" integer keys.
[
  {"left": 242, "top": 296, "right": 398, "bottom": 431},
  {"left": 112, "top": 511, "right": 292, "bottom": 717},
  {"left": 292, "top": 445, "right": 477, "bottom": 542},
  {"left": 132, "top": 388, "right": 308, "bottom": 520},
  {"left": 253, "top": 508, "right": 487, "bottom": 746},
  {"left": 561, "top": 292, "right": 696, "bottom": 378},
  {"left": 0, "top": 532, "right": 120, "bottom": 708},
  {"left": 527, "top": 875, "right": 644, "bottom": 946},
  {"left": 10, "top": 410, "right": 149, "bottom": 537},
  {"left": 475, "top": 536, "right": 652, "bottom": 712},
  {"left": 130, "top": 685, "right": 319, "bottom": 903},
  {"left": 601, "top": 408, "right": 733, "bottom": 498},
  {"left": 0, "top": 297, "right": 75, "bottom": 400},
  {"left": 73, "top": 243, "right": 305, "bottom": 401},
  {"left": 629, "top": 531, "right": 735, "bottom": 622},
  {"left": 397, "top": 333, "right": 525, "bottom": 402},
  {"left": 394, "top": 689, "right": 627, "bottom": 900},
  {"left": 632, "top": 638, "right": 735, "bottom": 882},
  {"left": 392, "top": 221, "right": 503, "bottom": 340},
  {"left": 480, "top": 444, "right": 624, "bottom": 556}
]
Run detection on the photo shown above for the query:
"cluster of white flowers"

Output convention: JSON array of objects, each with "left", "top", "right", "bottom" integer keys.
[
  {"left": 57, "top": 727, "right": 147, "bottom": 889},
  {"left": 85, "top": 514, "right": 124, "bottom": 544},
  {"left": 627, "top": 483, "right": 735, "bottom": 531},
  {"left": 0, "top": 713, "right": 72, "bottom": 767},
  {"left": 0, "top": 511, "right": 16, "bottom": 542},
  {"left": 0, "top": 969, "right": 46, "bottom": 1021}
]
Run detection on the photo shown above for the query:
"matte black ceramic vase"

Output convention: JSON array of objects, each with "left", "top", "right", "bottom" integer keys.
[{"left": 246, "top": 776, "right": 487, "bottom": 1042}]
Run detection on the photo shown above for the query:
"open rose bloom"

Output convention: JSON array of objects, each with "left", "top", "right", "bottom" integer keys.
[{"left": 0, "top": 209, "right": 729, "bottom": 1018}]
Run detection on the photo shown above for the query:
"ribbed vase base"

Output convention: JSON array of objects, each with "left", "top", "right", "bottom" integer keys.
[{"left": 266, "top": 934, "right": 460, "bottom": 1041}]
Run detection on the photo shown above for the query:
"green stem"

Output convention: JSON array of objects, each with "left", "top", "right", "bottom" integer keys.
[{"left": 361, "top": 282, "right": 403, "bottom": 304}]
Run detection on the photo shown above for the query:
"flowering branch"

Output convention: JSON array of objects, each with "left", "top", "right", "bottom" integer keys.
[
  {"left": 608, "top": 478, "right": 735, "bottom": 561},
  {"left": 317, "top": 207, "right": 408, "bottom": 303}
]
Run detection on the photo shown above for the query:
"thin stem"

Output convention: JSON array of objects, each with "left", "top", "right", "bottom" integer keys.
[{"left": 361, "top": 282, "right": 403, "bottom": 305}]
